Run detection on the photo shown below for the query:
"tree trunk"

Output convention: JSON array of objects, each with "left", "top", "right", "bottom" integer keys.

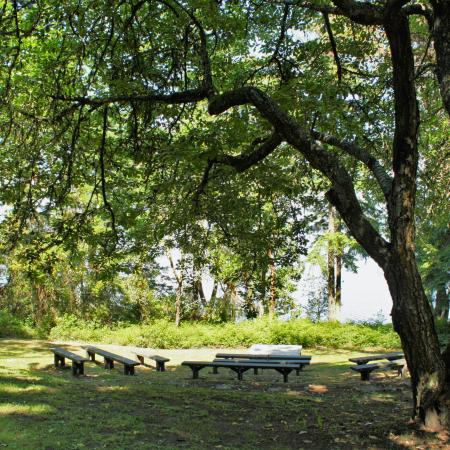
[
  {"left": 432, "top": 0, "right": 450, "bottom": 116},
  {"left": 327, "top": 204, "right": 337, "bottom": 321},
  {"left": 167, "top": 251, "right": 184, "bottom": 327},
  {"left": 267, "top": 247, "right": 276, "bottom": 321},
  {"left": 335, "top": 249, "right": 342, "bottom": 321},
  {"left": 384, "top": 252, "right": 448, "bottom": 429},
  {"left": 434, "top": 285, "right": 449, "bottom": 321},
  {"left": 175, "top": 284, "right": 182, "bottom": 327}
]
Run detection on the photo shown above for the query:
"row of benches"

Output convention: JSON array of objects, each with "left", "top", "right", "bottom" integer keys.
[
  {"left": 52, "top": 346, "right": 170, "bottom": 376},
  {"left": 52, "top": 346, "right": 407, "bottom": 382}
]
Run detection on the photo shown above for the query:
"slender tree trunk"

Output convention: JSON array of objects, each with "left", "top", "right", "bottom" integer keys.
[
  {"left": 210, "top": 280, "right": 218, "bottom": 303},
  {"left": 432, "top": 0, "right": 450, "bottom": 116},
  {"left": 175, "top": 284, "right": 182, "bottom": 327},
  {"left": 267, "top": 247, "right": 277, "bottom": 321},
  {"left": 327, "top": 204, "right": 337, "bottom": 321},
  {"left": 335, "top": 250, "right": 342, "bottom": 321},
  {"left": 167, "top": 251, "right": 184, "bottom": 327},
  {"left": 258, "top": 269, "right": 266, "bottom": 318},
  {"left": 196, "top": 279, "right": 207, "bottom": 308},
  {"left": 434, "top": 285, "right": 449, "bottom": 321}
]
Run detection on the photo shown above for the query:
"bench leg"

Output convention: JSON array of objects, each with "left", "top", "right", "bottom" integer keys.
[
  {"left": 124, "top": 365, "right": 135, "bottom": 375},
  {"left": 230, "top": 367, "right": 249, "bottom": 381},
  {"left": 87, "top": 351, "right": 95, "bottom": 361},
  {"left": 275, "top": 368, "right": 292, "bottom": 383},
  {"left": 213, "top": 367, "right": 219, "bottom": 374},
  {"left": 254, "top": 368, "right": 258, "bottom": 375},
  {"left": 136, "top": 355, "right": 144, "bottom": 364},
  {"left": 67, "top": 361, "right": 84, "bottom": 376},
  {"left": 360, "top": 371, "right": 371, "bottom": 381},
  {"left": 104, "top": 358, "right": 114, "bottom": 369},
  {"left": 156, "top": 361, "right": 165, "bottom": 372},
  {"left": 55, "top": 355, "right": 65, "bottom": 368},
  {"left": 193, "top": 367, "right": 200, "bottom": 379}
]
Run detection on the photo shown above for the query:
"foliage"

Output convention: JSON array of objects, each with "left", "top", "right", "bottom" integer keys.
[
  {"left": 48, "top": 316, "right": 400, "bottom": 350},
  {"left": 0, "top": 310, "right": 36, "bottom": 338}
]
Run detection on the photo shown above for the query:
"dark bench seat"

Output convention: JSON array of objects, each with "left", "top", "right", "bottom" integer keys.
[
  {"left": 350, "top": 359, "right": 406, "bottom": 381},
  {"left": 216, "top": 352, "right": 311, "bottom": 361},
  {"left": 84, "top": 346, "right": 140, "bottom": 375},
  {"left": 348, "top": 352, "right": 403, "bottom": 365},
  {"left": 182, "top": 360, "right": 299, "bottom": 382},
  {"left": 213, "top": 358, "right": 310, "bottom": 375},
  {"left": 132, "top": 351, "right": 170, "bottom": 371},
  {"left": 51, "top": 347, "right": 89, "bottom": 376}
]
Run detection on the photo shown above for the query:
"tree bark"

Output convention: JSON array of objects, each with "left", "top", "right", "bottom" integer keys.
[
  {"left": 268, "top": 247, "right": 277, "bottom": 321},
  {"left": 167, "top": 252, "right": 184, "bottom": 327},
  {"left": 431, "top": 0, "right": 450, "bottom": 116},
  {"left": 434, "top": 285, "right": 449, "bottom": 321},
  {"left": 385, "top": 253, "right": 448, "bottom": 429},
  {"left": 327, "top": 204, "right": 337, "bottom": 321},
  {"left": 335, "top": 248, "right": 342, "bottom": 321}
]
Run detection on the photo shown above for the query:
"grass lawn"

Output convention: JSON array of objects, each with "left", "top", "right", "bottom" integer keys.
[{"left": 0, "top": 339, "right": 448, "bottom": 449}]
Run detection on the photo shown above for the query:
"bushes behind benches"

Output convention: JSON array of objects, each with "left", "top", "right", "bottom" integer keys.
[{"left": 48, "top": 316, "right": 401, "bottom": 351}]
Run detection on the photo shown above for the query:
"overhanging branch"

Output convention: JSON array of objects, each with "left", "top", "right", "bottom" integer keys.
[
  {"left": 208, "top": 86, "right": 391, "bottom": 267},
  {"left": 311, "top": 130, "right": 393, "bottom": 197},
  {"left": 54, "top": 87, "right": 209, "bottom": 107}
]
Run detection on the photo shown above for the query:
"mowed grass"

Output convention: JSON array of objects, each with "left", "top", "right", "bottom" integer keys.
[{"left": 0, "top": 340, "right": 448, "bottom": 449}]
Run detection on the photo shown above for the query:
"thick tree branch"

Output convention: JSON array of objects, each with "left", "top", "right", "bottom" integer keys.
[
  {"left": 193, "top": 133, "right": 283, "bottom": 205},
  {"left": 331, "top": 0, "right": 384, "bottom": 25},
  {"left": 311, "top": 130, "right": 393, "bottom": 197},
  {"left": 214, "top": 132, "right": 283, "bottom": 172},
  {"left": 209, "top": 87, "right": 391, "bottom": 267},
  {"left": 54, "top": 87, "right": 209, "bottom": 107}
]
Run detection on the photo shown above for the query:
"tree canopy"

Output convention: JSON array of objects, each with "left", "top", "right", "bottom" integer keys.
[{"left": 0, "top": 0, "right": 449, "bottom": 430}]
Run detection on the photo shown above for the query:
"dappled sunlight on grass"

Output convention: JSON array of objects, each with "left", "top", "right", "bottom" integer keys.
[
  {"left": 0, "top": 383, "right": 53, "bottom": 395},
  {"left": 0, "top": 403, "right": 54, "bottom": 416},
  {"left": 0, "top": 339, "right": 447, "bottom": 449}
]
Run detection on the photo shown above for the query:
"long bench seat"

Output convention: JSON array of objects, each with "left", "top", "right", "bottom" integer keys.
[
  {"left": 215, "top": 352, "right": 311, "bottom": 361},
  {"left": 213, "top": 357, "right": 310, "bottom": 375},
  {"left": 182, "top": 360, "right": 299, "bottom": 382},
  {"left": 348, "top": 352, "right": 403, "bottom": 365},
  {"left": 132, "top": 351, "right": 170, "bottom": 371},
  {"left": 84, "top": 346, "right": 140, "bottom": 375},
  {"left": 52, "top": 347, "right": 89, "bottom": 376},
  {"left": 350, "top": 359, "right": 406, "bottom": 381}
]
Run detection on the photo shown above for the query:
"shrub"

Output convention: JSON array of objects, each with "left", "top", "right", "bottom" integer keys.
[
  {"left": 47, "top": 316, "right": 401, "bottom": 350},
  {"left": 0, "top": 310, "right": 36, "bottom": 338}
]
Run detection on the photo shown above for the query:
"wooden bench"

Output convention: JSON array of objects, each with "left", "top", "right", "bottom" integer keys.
[
  {"left": 348, "top": 352, "right": 403, "bottom": 365},
  {"left": 132, "top": 351, "right": 170, "bottom": 371},
  {"left": 350, "top": 359, "right": 407, "bottom": 381},
  {"left": 84, "top": 346, "right": 140, "bottom": 375},
  {"left": 216, "top": 352, "right": 311, "bottom": 361},
  {"left": 182, "top": 360, "right": 299, "bottom": 382},
  {"left": 51, "top": 347, "right": 89, "bottom": 376},
  {"left": 214, "top": 356, "right": 310, "bottom": 375}
]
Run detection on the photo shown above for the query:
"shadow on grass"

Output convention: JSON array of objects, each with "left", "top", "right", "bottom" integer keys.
[{"left": 0, "top": 341, "right": 446, "bottom": 449}]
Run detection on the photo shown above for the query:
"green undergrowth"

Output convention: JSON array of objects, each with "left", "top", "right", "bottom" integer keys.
[
  {"left": 48, "top": 316, "right": 401, "bottom": 350},
  {"left": 0, "top": 310, "right": 37, "bottom": 339}
]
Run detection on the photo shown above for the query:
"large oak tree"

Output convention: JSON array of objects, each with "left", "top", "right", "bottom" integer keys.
[{"left": 1, "top": 0, "right": 449, "bottom": 429}]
